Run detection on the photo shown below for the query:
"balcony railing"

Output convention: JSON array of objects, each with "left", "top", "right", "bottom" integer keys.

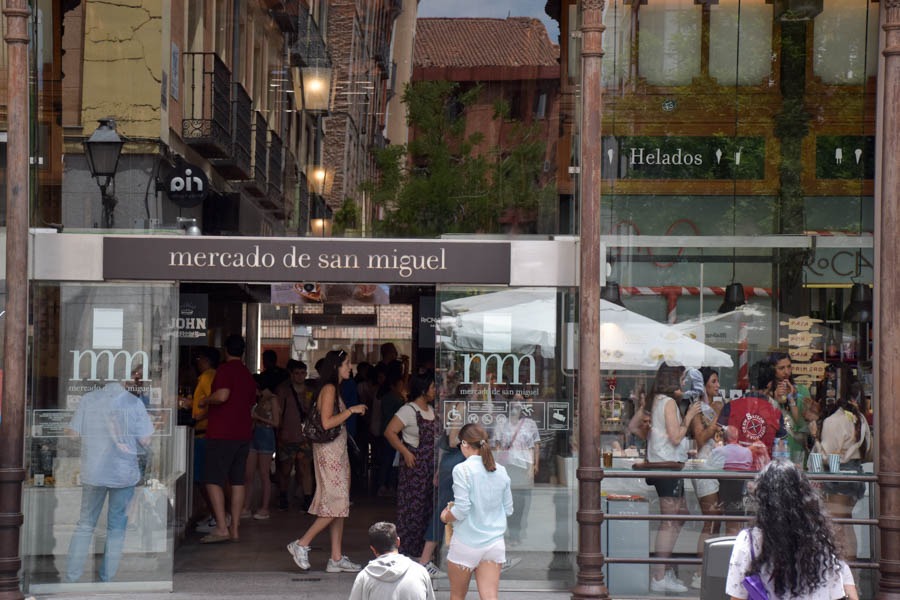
[
  {"left": 259, "top": 130, "right": 284, "bottom": 214},
  {"left": 264, "top": 0, "right": 300, "bottom": 33},
  {"left": 243, "top": 111, "right": 268, "bottom": 197},
  {"left": 210, "top": 82, "right": 252, "bottom": 179},
  {"left": 374, "top": 40, "right": 390, "bottom": 75},
  {"left": 293, "top": 9, "right": 329, "bottom": 68},
  {"left": 182, "top": 52, "right": 232, "bottom": 157},
  {"left": 268, "top": 130, "right": 284, "bottom": 196},
  {"left": 297, "top": 171, "right": 310, "bottom": 235}
]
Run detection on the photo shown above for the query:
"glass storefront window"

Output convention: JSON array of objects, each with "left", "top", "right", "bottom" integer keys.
[
  {"left": 24, "top": 282, "right": 180, "bottom": 593},
  {"left": 436, "top": 286, "right": 577, "bottom": 588},
  {"left": 594, "top": 0, "right": 879, "bottom": 595}
]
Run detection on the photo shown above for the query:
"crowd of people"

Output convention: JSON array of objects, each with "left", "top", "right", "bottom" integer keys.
[
  {"left": 629, "top": 353, "right": 873, "bottom": 595},
  {"left": 176, "top": 334, "right": 871, "bottom": 598},
  {"left": 178, "top": 338, "right": 517, "bottom": 597}
]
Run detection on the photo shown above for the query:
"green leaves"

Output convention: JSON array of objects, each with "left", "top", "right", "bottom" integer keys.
[{"left": 367, "top": 80, "right": 553, "bottom": 237}]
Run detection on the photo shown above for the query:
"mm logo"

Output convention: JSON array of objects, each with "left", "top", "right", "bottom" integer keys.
[
  {"left": 460, "top": 353, "right": 537, "bottom": 385},
  {"left": 69, "top": 349, "right": 150, "bottom": 382}
]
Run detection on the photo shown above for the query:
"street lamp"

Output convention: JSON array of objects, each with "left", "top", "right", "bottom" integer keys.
[
  {"left": 83, "top": 118, "right": 125, "bottom": 229},
  {"left": 309, "top": 197, "right": 332, "bottom": 237},
  {"left": 292, "top": 57, "right": 333, "bottom": 112},
  {"left": 306, "top": 164, "right": 334, "bottom": 196}
]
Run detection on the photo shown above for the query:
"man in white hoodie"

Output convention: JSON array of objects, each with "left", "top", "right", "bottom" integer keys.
[{"left": 349, "top": 521, "right": 435, "bottom": 600}]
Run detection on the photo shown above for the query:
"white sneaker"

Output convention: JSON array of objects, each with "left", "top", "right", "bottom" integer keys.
[
  {"left": 691, "top": 572, "right": 702, "bottom": 589},
  {"left": 286, "top": 540, "right": 310, "bottom": 570},
  {"left": 195, "top": 517, "right": 216, "bottom": 533},
  {"left": 650, "top": 572, "right": 688, "bottom": 593},
  {"left": 326, "top": 555, "right": 362, "bottom": 573},
  {"left": 422, "top": 561, "right": 447, "bottom": 578},
  {"left": 501, "top": 557, "right": 522, "bottom": 572}
]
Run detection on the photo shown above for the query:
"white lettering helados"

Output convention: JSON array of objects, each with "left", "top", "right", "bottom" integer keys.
[{"left": 629, "top": 147, "right": 703, "bottom": 167}]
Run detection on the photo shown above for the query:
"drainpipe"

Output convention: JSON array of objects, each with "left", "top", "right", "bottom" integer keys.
[
  {"left": 571, "top": 1, "right": 608, "bottom": 599},
  {"left": 0, "top": 1, "right": 30, "bottom": 599},
  {"left": 877, "top": 2, "right": 900, "bottom": 598}
]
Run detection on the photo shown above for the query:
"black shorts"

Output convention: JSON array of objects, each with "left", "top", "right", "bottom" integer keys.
[
  {"left": 646, "top": 476, "right": 684, "bottom": 498},
  {"left": 204, "top": 439, "right": 250, "bottom": 486},
  {"left": 718, "top": 479, "right": 747, "bottom": 515}
]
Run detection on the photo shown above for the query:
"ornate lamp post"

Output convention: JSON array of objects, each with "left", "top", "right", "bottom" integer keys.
[
  {"left": 572, "top": 1, "right": 609, "bottom": 599},
  {"left": 83, "top": 118, "right": 125, "bottom": 229}
]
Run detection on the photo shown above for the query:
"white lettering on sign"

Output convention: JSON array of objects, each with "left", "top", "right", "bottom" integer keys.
[
  {"left": 368, "top": 248, "right": 447, "bottom": 278},
  {"left": 460, "top": 353, "right": 537, "bottom": 385},
  {"left": 169, "top": 246, "right": 276, "bottom": 268},
  {"left": 170, "top": 168, "right": 204, "bottom": 193},
  {"left": 629, "top": 147, "right": 703, "bottom": 167},
  {"left": 175, "top": 317, "right": 207, "bottom": 330},
  {"left": 70, "top": 349, "right": 150, "bottom": 382}
]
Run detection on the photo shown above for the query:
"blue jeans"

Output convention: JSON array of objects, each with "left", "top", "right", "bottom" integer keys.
[
  {"left": 424, "top": 447, "right": 464, "bottom": 544},
  {"left": 66, "top": 484, "right": 135, "bottom": 582}
]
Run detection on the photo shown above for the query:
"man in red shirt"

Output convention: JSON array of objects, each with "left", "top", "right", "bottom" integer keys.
[
  {"left": 198, "top": 334, "right": 257, "bottom": 543},
  {"left": 717, "top": 361, "right": 787, "bottom": 456}
]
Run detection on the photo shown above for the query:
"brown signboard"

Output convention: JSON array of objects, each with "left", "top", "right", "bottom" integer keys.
[{"left": 103, "top": 237, "right": 511, "bottom": 284}]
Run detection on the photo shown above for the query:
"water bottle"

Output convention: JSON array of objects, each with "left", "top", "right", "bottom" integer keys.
[{"left": 773, "top": 438, "right": 789, "bottom": 461}]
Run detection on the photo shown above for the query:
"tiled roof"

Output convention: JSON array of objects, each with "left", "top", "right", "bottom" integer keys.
[{"left": 415, "top": 17, "right": 559, "bottom": 69}]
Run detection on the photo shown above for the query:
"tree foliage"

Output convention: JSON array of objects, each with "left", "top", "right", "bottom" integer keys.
[{"left": 364, "top": 80, "right": 555, "bottom": 237}]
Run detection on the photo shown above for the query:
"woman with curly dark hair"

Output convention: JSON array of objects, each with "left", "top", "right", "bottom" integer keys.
[{"left": 725, "top": 460, "right": 858, "bottom": 599}]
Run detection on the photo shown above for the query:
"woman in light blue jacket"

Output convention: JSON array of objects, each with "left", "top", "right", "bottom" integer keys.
[{"left": 440, "top": 423, "right": 513, "bottom": 600}]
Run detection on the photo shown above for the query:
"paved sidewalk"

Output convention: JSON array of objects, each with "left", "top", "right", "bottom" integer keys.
[{"left": 27, "top": 570, "right": 578, "bottom": 600}]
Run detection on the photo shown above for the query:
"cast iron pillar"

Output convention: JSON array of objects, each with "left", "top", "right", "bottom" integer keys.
[
  {"left": 0, "top": 1, "right": 30, "bottom": 599},
  {"left": 572, "top": 1, "right": 609, "bottom": 599},
  {"left": 878, "top": 2, "right": 900, "bottom": 598}
]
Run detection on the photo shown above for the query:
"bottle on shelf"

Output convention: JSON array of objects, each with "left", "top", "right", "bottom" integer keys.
[
  {"left": 825, "top": 295, "right": 842, "bottom": 362},
  {"left": 809, "top": 310, "right": 824, "bottom": 361}
]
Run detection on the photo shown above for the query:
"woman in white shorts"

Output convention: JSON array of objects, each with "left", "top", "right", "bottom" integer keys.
[
  {"left": 440, "top": 423, "right": 513, "bottom": 600},
  {"left": 688, "top": 367, "right": 726, "bottom": 589}
]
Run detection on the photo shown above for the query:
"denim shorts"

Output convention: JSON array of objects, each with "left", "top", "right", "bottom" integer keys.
[{"left": 252, "top": 426, "right": 276, "bottom": 453}]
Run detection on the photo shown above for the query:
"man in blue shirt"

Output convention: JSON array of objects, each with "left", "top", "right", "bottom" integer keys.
[{"left": 65, "top": 381, "right": 154, "bottom": 582}]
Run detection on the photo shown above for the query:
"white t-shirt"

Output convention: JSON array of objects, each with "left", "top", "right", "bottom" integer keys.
[
  {"left": 647, "top": 394, "right": 687, "bottom": 463},
  {"left": 395, "top": 403, "right": 435, "bottom": 448},
  {"left": 725, "top": 527, "right": 853, "bottom": 599},
  {"left": 493, "top": 417, "right": 540, "bottom": 468}
]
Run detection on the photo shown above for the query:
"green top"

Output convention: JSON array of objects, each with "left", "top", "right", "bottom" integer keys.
[{"left": 780, "top": 384, "right": 811, "bottom": 455}]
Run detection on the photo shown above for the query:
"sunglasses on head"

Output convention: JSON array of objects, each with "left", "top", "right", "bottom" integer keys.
[{"left": 337, "top": 349, "right": 347, "bottom": 361}]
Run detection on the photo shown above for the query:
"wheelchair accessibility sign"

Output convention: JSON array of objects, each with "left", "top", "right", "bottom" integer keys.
[{"left": 443, "top": 401, "right": 467, "bottom": 428}]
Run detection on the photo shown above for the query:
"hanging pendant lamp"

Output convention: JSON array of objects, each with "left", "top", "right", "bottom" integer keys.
[
  {"left": 718, "top": 282, "right": 746, "bottom": 313},
  {"left": 600, "top": 281, "right": 625, "bottom": 307}
]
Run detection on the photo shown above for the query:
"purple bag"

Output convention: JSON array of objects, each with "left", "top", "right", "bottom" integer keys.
[{"left": 742, "top": 530, "right": 770, "bottom": 600}]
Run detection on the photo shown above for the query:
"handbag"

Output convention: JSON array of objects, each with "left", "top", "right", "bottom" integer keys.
[
  {"left": 444, "top": 501, "right": 454, "bottom": 544},
  {"left": 742, "top": 529, "right": 770, "bottom": 600},
  {"left": 301, "top": 398, "right": 341, "bottom": 444}
]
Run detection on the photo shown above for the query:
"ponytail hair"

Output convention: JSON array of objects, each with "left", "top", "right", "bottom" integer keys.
[{"left": 459, "top": 423, "right": 496, "bottom": 472}]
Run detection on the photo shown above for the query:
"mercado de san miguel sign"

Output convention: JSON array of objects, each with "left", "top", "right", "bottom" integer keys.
[{"left": 103, "top": 237, "right": 512, "bottom": 285}]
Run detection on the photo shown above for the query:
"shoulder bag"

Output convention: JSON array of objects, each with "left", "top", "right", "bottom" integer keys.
[
  {"left": 301, "top": 396, "right": 341, "bottom": 444},
  {"left": 742, "top": 529, "right": 770, "bottom": 600}
]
